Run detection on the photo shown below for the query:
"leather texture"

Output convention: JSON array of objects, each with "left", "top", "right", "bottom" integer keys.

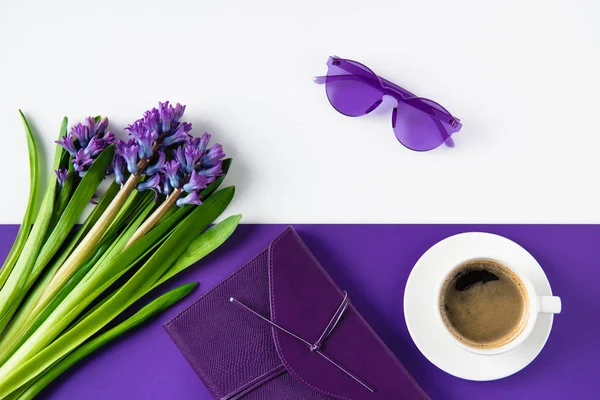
[{"left": 164, "top": 227, "right": 429, "bottom": 400}]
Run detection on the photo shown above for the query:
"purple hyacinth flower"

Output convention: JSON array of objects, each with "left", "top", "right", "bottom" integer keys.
[
  {"left": 162, "top": 177, "right": 173, "bottom": 195},
  {"left": 56, "top": 133, "right": 78, "bottom": 156},
  {"left": 104, "top": 131, "right": 116, "bottom": 145},
  {"left": 197, "top": 132, "right": 211, "bottom": 153},
  {"left": 176, "top": 191, "right": 202, "bottom": 207},
  {"left": 133, "top": 130, "right": 158, "bottom": 158},
  {"left": 199, "top": 160, "right": 223, "bottom": 179},
  {"left": 183, "top": 145, "right": 202, "bottom": 174},
  {"left": 200, "top": 143, "right": 225, "bottom": 167},
  {"left": 162, "top": 160, "right": 181, "bottom": 189},
  {"left": 95, "top": 117, "right": 109, "bottom": 136},
  {"left": 125, "top": 120, "right": 146, "bottom": 139},
  {"left": 137, "top": 173, "right": 161, "bottom": 194},
  {"left": 162, "top": 122, "right": 192, "bottom": 148},
  {"left": 73, "top": 148, "right": 94, "bottom": 176},
  {"left": 173, "top": 146, "right": 186, "bottom": 169},
  {"left": 172, "top": 103, "right": 186, "bottom": 124},
  {"left": 84, "top": 136, "right": 105, "bottom": 157},
  {"left": 143, "top": 108, "right": 161, "bottom": 134},
  {"left": 57, "top": 116, "right": 116, "bottom": 177},
  {"left": 113, "top": 155, "right": 126, "bottom": 185},
  {"left": 182, "top": 170, "right": 209, "bottom": 193},
  {"left": 71, "top": 123, "right": 91, "bottom": 146},
  {"left": 84, "top": 117, "right": 97, "bottom": 134},
  {"left": 158, "top": 101, "right": 173, "bottom": 133},
  {"left": 146, "top": 151, "right": 166, "bottom": 176},
  {"left": 55, "top": 169, "right": 69, "bottom": 186},
  {"left": 117, "top": 139, "right": 140, "bottom": 174}
]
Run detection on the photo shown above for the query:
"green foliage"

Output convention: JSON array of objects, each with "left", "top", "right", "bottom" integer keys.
[
  {"left": 0, "top": 111, "right": 42, "bottom": 290},
  {"left": 0, "top": 112, "right": 240, "bottom": 398}
]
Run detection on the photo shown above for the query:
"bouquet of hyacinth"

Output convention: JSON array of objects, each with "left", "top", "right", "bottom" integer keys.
[{"left": 0, "top": 102, "right": 240, "bottom": 398}]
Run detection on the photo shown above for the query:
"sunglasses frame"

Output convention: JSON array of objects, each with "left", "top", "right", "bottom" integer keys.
[{"left": 314, "top": 56, "right": 462, "bottom": 150}]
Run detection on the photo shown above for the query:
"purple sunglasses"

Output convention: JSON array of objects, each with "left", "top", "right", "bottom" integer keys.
[{"left": 314, "top": 56, "right": 462, "bottom": 151}]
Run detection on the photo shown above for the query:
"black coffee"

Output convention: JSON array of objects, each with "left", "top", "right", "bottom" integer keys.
[{"left": 439, "top": 259, "right": 528, "bottom": 348}]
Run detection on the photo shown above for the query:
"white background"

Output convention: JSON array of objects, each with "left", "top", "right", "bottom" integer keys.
[{"left": 0, "top": 0, "right": 599, "bottom": 223}]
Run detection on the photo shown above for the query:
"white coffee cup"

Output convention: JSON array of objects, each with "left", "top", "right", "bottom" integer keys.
[{"left": 435, "top": 257, "right": 561, "bottom": 356}]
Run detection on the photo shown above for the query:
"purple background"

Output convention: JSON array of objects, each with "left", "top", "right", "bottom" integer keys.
[{"left": 1, "top": 224, "right": 598, "bottom": 399}]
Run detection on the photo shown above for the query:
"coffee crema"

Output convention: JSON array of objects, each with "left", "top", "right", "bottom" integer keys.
[{"left": 439, "top": 259, "right": 529, "bottom": 349}]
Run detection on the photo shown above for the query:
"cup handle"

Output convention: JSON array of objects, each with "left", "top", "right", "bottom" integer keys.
[{"left": 538, "top": 296, "right": 561, "bottom": 314}]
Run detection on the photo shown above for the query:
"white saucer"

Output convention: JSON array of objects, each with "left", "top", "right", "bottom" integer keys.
[{"left": 403, "top": 232, "right": 555, "bottom": 381}]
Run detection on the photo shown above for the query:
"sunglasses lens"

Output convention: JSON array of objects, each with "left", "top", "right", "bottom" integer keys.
[
  {"left": 392, "top": 99, "right": 455, "bottom": 151},
  {"left": 325, "top": 60, "right": 383, "bottom": 117}
]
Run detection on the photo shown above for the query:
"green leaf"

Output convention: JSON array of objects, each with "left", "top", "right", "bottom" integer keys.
[
  {"left": 12, "top": 146, "right": 116, "bottom": 333},
  {"left": 0, "top": 183, "right": 120, "bottom": 364},
  {"left": 15, "top": 283, "right": 197, "bottom": 400},
  {"left": 72, "top": 201, "right": 194, "bottom": 326},
  {"left": 0, "top": 188, "right": 199, "bottom": 379},
  {"left": 152, "top": 214, "right": 241, "bottom": 289},
  {"left": 0, "top": 117, "right": 65, "bottom": 334},
  {"left": 0, "top": 111, "right": 43, "bottom": 290},
  {"left": 12, "top": 192, "right": 155, "bottom": 350},
  {"left": 84, "top": 193, "right": 155, "bottom": 282},
  {"left": 0, "top": 199, "right": 152, "bottom": 365},
  {"left": 0, "top": 187, "right": 235, "bottom": 395},
  {"left": 38, "top": 173, "right": 141, "bottom": 309},
  {"left": 101, "top": 189, "right": 144, "bottom": 240},
  {"left": 69, "top": 182, "right": 121, "bottom": 251},
  {"left": 23, "top": 241, "right": 113, "bottom": 342},
  {"left": 48, "top": 167, "right": 76, "bottom": 230},
  {"left": 33, "top": 145, "right": 115, "bottom": 279}
]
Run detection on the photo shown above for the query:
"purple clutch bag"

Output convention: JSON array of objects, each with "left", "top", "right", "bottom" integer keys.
[{"left": 164, "top": 227, "right": 428, "bottom": 400}]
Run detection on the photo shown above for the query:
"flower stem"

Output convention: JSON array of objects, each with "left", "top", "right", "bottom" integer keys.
[
  {"left": 31, "top": 173, "right": 140, "bottom": 317},
  {"left": 124, "top": 189, "right": 182, "bottom": 248}
]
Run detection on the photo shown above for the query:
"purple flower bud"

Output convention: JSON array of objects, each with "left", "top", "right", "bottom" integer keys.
[
  {"left": 56, "top": 133, "right": 78, "bottom": 156},
  {"left": 200, "top": 144, "right": 225, "bottom": 168},
  {"left": 84, "top": 136, "right": 105, "bottom": 157},
  {"left": 197, "top": 132, "right": 211, "bottom": 153},
  {"left": 161, "top": 122, "right": 192, "bottom": 148},
  {"left": 132, "top": 130, "right": 158, "bottom": 158},
  {"left": 55, "top": 169, "right": 69, "bottom": 186},
  {"left": 84, "top": 116, "right": 96, "bottom": 135},
  {"left": 176, "top": 191, "right": 202, "bottom": 207},
  {"left": 117, "top": 139, "right": 140, "bottom": 174},
  {"left": 182, "top": 170, "right": 209, "bottom": 193},
  {"left": 162, "top": 160, "right": 181, "bottom": 189},
  {"left": 125, "top": 120, "right": 146, "bottom": 139},
  {"left": 158, "top": 101, "right": 173, "bottom": 133},
  {"left": 71, "top": 124, "right": 90, "bottom": 146},
  {"left": 113, "top": 155, "right": 126, "bottom": 185},
  {"left": 95, "top": 117, "right": 109, "bottom": 136},
  {"left": 137, "top": 173, "right": 161, "bottom": 194},
  {"left": 146, "top": 151, "right": 166, "bottom": 175},
  {"left": 199, "top": 160, "right": 223, "bottom": 180},
  {"left": 183, "top": 145, "right": 202, "bottom": 174},
  {"left": 143, "top": 108, "right": 161, "bottom": 134},
  {"left": 173, "top": 146, "right": 186, "bottom": 169},
  {"left": 163, "top": 178, "right": 173, "bottom": 195},
  {"left": 73, "top": 148, "right": 94, "bottom": 176},
  {"left": 172, "top": 103, "right": 186, "bottom": 124},
  {"left": 104, "top": 131, "right": 116, "bottom": 145}
]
